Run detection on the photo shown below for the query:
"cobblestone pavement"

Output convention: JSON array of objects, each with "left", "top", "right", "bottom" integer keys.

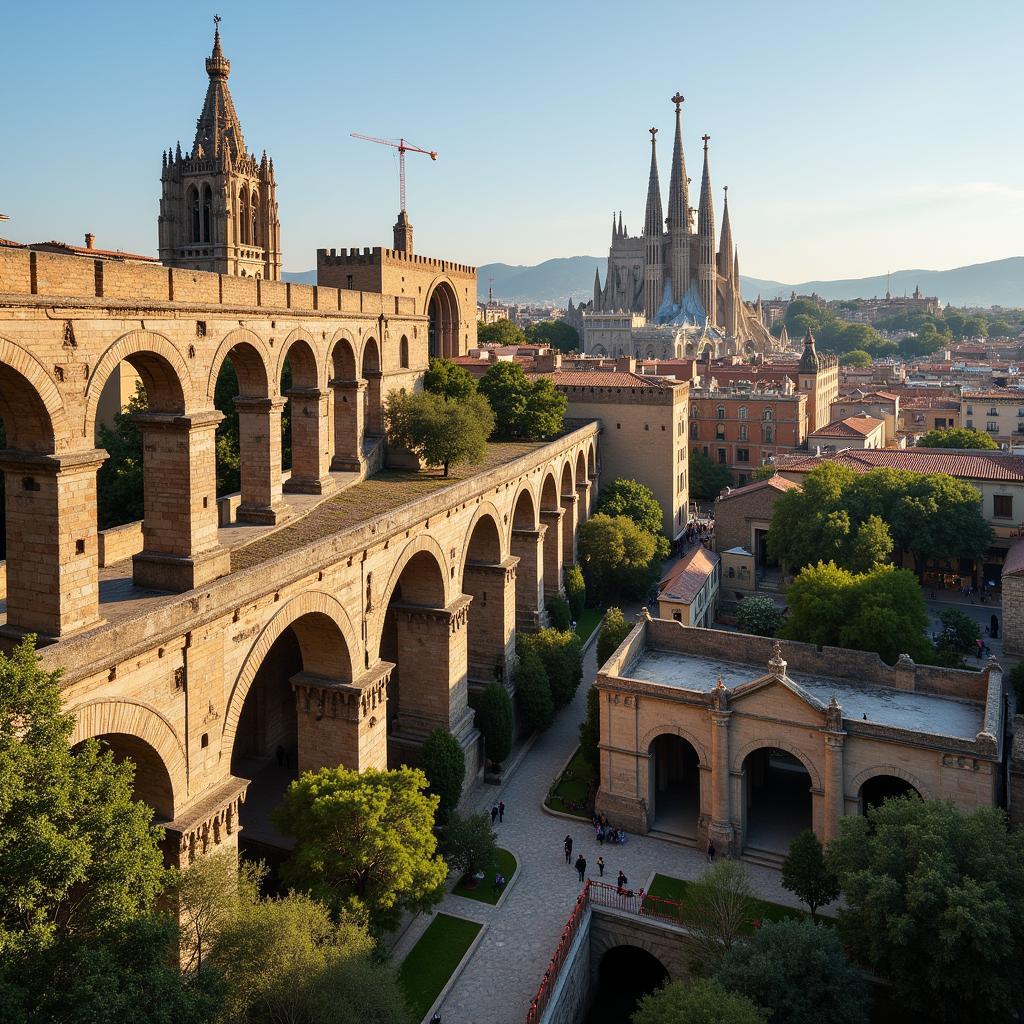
[{"left": 398, "top": 614, "right": 809, "bottom": 1024}]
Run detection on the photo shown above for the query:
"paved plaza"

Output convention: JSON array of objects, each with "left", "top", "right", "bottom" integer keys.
[{"left": 393, "top": 621, "right": 808, "bottom": 1024}]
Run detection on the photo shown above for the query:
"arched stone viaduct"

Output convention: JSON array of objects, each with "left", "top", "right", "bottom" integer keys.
[{"left": 0, "top": 249, "right": 600, "bottom": 870}]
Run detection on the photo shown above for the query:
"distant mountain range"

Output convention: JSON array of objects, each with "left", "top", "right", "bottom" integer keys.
[{"left": 285, "top": 255, "right": 1024, "bottom": 308}]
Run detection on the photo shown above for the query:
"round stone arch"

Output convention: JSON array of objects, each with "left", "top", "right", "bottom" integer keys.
[
  {"left": 639, "top": 723, "right": 710, "bottom": 768},
  {"left": 539, "top": 468, "right": 560, "bottom": 512},
  {"left": 368, "top": 534, "right": 451, "bottom": 661},
  {"left": 0, "top": 335, "right": 70, "bottom": 451},
  {"left": 328, "top": 328, "right": 359, "bottom": 382},
  {"left": 222, "top": 590, "right": 360, "bottom": 757},
  {"left": 276, "top": 326, "right": 324, "bottom": 391},
  {"left": 85, "top": 329, "right": 193, "bottom": 438},
  {"left": 589, "top": 932, "right": 676, "bottom": 985},
  {"left": 458, "top": 501, "right": 508, "bottom": 579},
  {"left": 849, "top": 765, "right": 930, "bottom": 802},
  {"left": 558, "top": 455, "right": 576, "bottom": 495},
  {"left": 69, "top": 698, "right": 187, "bottom": 817},
  {"left": 510, "top": 480, "right": 540, "bottom": 531},
  {"left": 205, "top": 327, "right": 273, "bottom": 404},
  {"left": 731, "top": 736, "right": 823, "bottom": 792}
]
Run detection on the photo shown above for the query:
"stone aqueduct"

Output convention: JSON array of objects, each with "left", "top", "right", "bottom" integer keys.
[{"left": 0, "top": 247, "right": 600, "bottom": 868}]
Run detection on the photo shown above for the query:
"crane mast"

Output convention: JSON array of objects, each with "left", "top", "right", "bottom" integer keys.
[{"left": 350, "top": 133, "right": 438, "bottom": 215}]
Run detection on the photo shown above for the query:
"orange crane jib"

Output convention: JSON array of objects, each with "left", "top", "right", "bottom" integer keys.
[{"left": 350, "top": 133, "right": 438, "bottom": 215}]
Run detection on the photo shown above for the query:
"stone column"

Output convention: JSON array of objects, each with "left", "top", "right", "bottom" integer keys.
[
  {"left": 560, "top": 492, "right": 579, "bottom": 566},
  {"left": 284, "top": 387, "right": 333, "bottom": 495},
  {"left": 540, "top": 508, "right": 564, "bottom": 600},
  {"left": 511, "top": 525, "right": 546, "bottom": 632},
  {"left": 330, "top": 378, "right": 365, "bottom": 471},
  {"left": 132, "top": 410, "right": 231, "bottom": 591},
  {"left": 576, "top": 480, "right": 592, "bottom": 524},
  {"left": 363, "top": 370, "right": 384, "bottom": 436},
  {"left": 233, "top": 397, "right": 288, "bottom": 524},
  {"left": 163, "top": 777, "right": 249, "bottom": 871},
  {"left": 461, "top": 557, "right": 518, "bottom": 686},
  {"left": 0, "top": 448, "right": 106, "bottom": 641},
  {"left": 589, "top": 472, "right": 599, "bottom": 516},
  {"left": 822, "top": 733, "right": 846, "bottom": 843},
  {"left": 292, "top": 661, "right": 392, "bottom": 774},
  {"left": 708, "top": 707, "right": 735, "bottom": 853}
]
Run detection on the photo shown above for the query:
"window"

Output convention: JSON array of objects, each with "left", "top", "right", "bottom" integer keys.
[
  {"left": 690, "top": 421, "right": 699, "bottom": 439},
  {"left": 737, "top": 448, "right": 749, "bottom": 463},
  {"left": 187, "top": 186, "right": 200, "bottom": 243},
  {"left": 239, "top": 188, "right": 250, "bottom": 244},
  {"left": 988, "top": 407, "right": 998, "bottom": 416},
  {"left": 399, "top": 335, "right": 409, "bottom": 368},
  {"left": 690, "top": 405, "right": 699, "bottom": 418},
  {"left": 738, "top": 406, "right": 748, "bottom": 419},
  {"left": 672, "top": 611, "right": 682, "bottom": 622},
  {"left": 201, "top": 184, "right": 212, "bottom": 243},
  {"left": 717, "top": 406, "right": 726, "bottom": 420},
  {"left": 763, "top": 426, "right": 773, "bottom": 443},
  {"left": 966, "top": 419, "right": 974, "bottom": 429},
  {"left": 715, "top": 423, "right": 725, "bottom": 440},
  {"left": 763, "top": 408, "right": 773, "bottom": 421},
  {"left": 966, "top": 406, "right": 974, "bottom": 415},
  {"left": 717, "top": 448, "right": 727, "bottom": 465},
  {"left": 739, "top": 423, "right": 748, "bottom": 441},
  {"left": 994, "top": 495, "right": 1013, "bottom": 519},
  {"left": 987, "top": 422, "right": 999, "bottom": 433}
]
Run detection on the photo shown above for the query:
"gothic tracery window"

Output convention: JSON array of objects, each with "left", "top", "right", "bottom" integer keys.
[
  {"left": 187, "top": 186, "right": 200, "bottom": 244},
  {"left": 202, "top": 184, "right": 212, "bottom": 243}
]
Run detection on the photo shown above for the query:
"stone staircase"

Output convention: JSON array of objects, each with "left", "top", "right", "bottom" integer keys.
[{"left": 741, "top": 845, "right": 786, "bottom": 870}]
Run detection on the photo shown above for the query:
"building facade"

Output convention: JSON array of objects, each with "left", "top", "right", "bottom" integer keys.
[{"left": 657, "top": 546, "right": 720, "bottom": 626}]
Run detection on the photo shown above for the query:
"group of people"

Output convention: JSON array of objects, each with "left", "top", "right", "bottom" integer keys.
[
  {"left": 489, "top": 801, "right": 506, "bottom": 824},
  {"left": 592, "top": 811, "right": 627, "bottom": 846},
  {"left": 564, "top": 833, "right": 629, "bottom": 890}
]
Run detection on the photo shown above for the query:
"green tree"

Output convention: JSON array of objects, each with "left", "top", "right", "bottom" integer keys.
[
  {"left": 211, "top": 893, "right": 411, "bottom": 1024},
  {"left": 597, "top": 606, "right": 634, "bottom": 665},
  {"left": 0, "top": 637, "right": 167, "bottom": 955},
  {"left": 385, "top": 390, "right": 494, "bottom": 477},
  {"left": 521, "top": 628, "right": 583, "bottom": 710},
  {"left": 845, "top": 513, "right": 893, "bottom": 572},
  {"left": 735, "top": 596, "right": 784, "bottom": 637},
  {"left": 443, "top": 812, "right": 497, "bottom": 880},
  {"left": 685, "top": 860, "right": 754, "bottom": 972},
  {"left": 827, "top": 798, "right": 1024, "bottom": 1023},
  {"left": 918, "top": 426, "right": 998, "bottom": 450},
  {"left": 474, "top": 681, "right": 513, "bottom": 770},
  {"left": 715, "top": 919, "right": 868, "bottom": 1024},
  {"left": 423, "top": 357, "right": 478, "bottom": 401},
  {"left": 632, "top": 978, "right": 767, "bottom": 1024},
  {"left": 780, "top": 828, "right": 839, "bottom": 918},
  {"left": 936, "top": 607, "right": 980, "bottom": 655},
  {"left": 95, "top": 382, "right": 147, "bottom": 529},
  {"left": 596, "top": 478, "right": 665, "bottom": 538},
  {"left": 689, "top": 450, "right": 734, "bottom": 500},
  {"left": 750, "top": 463, "right": 776, "bottom": 481},
  {"left": 578, "top": 685, "right": 601, "bottom": 770},
  {"left": 477, "top": 319, "right": 527, "bottom": 346},
  {"left": 563, "top": 563, "right": 586, "bottom": 619},
  {"left": 478, "top": 362, "right": 566, "bottom": 440},
  {"left": 515, "top": 646, "right": 554, "bottom": 733},
  {"left": 578, "top": 514, "right": 659, "bottom": 602},
  {"left": 273, "top": 766, "right": 447, "bottom": 933},
  {"left": 839, "top": 349, "right": 872, "bottom": 367},
  {"left": 546, "top": 593, "right": 572, "bottom": 630},
  {"left": 525, "top": 320, "right": 580, "bottom": 353},
  {"left": 418, "top": 728, "right": 466, "bottom": 821}
]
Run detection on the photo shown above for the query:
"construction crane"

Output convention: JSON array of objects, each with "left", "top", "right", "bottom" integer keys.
[{"left": 350, "top": 134, "right": 437, "bottom": 215}]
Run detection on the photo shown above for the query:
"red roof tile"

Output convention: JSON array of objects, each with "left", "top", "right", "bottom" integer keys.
[
  {"left": 540, "top": 371, "right": 681, "bottom": 390},
  {"left": 810, "top": 415, "right": 884, "bottom": 438},
  {"left": 659, "top": 546, "right": 719, "bottom": 603},
  {"left": 775, "top": 447, "right": 1024, "bottom": 482}
]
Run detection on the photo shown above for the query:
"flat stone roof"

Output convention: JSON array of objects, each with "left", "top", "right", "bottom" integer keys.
[{"left": 626, "top": 648, "right": 984, "bottom": 740}]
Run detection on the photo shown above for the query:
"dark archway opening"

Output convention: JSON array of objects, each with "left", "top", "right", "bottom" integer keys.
[
  {"left": 860, "top": 774, "right": 920, "bottom": 815},
  {"left": 648, "top": 734, "right": 700, "bottom": 839},
  {"left": 428, "top": 282, "right": 460, "bottom": 360},
  {"left": 585, "top": 946, "right": 669, "bottom": 1023},
  {"left": 742, "top": 748, "right": 812, "bottom": 855}
]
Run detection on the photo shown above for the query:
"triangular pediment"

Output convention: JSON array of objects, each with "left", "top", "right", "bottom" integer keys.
[{"left": 727, "top": 672, "right": 826, "bottom": 726}]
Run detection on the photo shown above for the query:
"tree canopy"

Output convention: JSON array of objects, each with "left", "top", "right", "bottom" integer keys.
[
  {"left": 273, "top": 766, "right": 447, "bottom": 932},
  {"left": 418, "top": 728, "right": 466, "bottom": 821},
  {"left": 525, "top": 319, "right": 580, "bottom": 353},
  {"left": 384, "top": 389, "right": 493, "bottom": 477},
  {"left": 689, "top": 450, "right": 734, "bottom": 499},
  {"left": 519, "top": 628, "right": 583, "bottom": 710},
  {"left": 514, "top": 645, "right": 554, "bottom": 733},
  {"left": 780, "top": 828, "right": 839, "bottom": 918},
  {"left": 839, "top": 349, "right": 872, "bottom": 367},
  {"left": 474, "top": 682, "right": 513, "bottom": 769},
  {"left": 577, "top": 513, "right": 660, "bottom": 602},
  {"left": 595, "top": 478, "right": 665, "bottom": 538},
  {"left": 632, "top": 978, "right": 767, "bottom": 1024},
  {"left": 423, "top": 357, "right": 478, "bottom": 401},
  {"left": 478, "top": 362, "right": 566, "bottom": 441},
  {"left": 477, "top": 319, "right": 527, "bottom": 346},
  {"left": 827, "top": 798, "right": 1024, "bottom": 1022},
  {"left": 917, "top": 426, "right": 998, "bottom": 450},
  {"left": 735, "top": 595, "right": 784, "bottom": 637},
  {"left": 596, "top": 606, "right": 633, "bottom": 665}
]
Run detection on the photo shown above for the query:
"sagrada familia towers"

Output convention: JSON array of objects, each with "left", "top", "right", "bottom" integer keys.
[{"left": 568, "top": 94, "right": 780, "bottom": 361}]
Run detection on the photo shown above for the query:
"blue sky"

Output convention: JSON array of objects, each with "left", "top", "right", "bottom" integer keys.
[{"left": 3, "top": 0, "right": 1022, "bottom": 282}]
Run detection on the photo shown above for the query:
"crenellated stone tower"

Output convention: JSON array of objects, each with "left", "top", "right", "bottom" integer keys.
[{"left": 159, "top": 20, "right": 282, "bottom": 280}]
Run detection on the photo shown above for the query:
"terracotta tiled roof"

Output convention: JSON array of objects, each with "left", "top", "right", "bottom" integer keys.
[
  {"left": 899, "top": 397, "right": 960, "bottom": 410},
  {"left": 541, "top": 371, "right": 680, "bottom": 390},
  {"left": 716, "top": 475, "right": 800, "bottom": 502},
  {"left": 961, "top": 390, "right": 1024, "bottom": 401},
  {"left": 775, "top": 447, "right": 1024, "bottom": 483},
  {"left": 659, "top": 546, "right": 719, "bottom": 603},
  {"left": 810, "top": 415, "right": 884, "bottom": 438},
  {"left": 28, "top": 240, "right": 157, "bottom": 262},
  {"left": 0, "top": 237, "right": 25, "bottom": 248}
]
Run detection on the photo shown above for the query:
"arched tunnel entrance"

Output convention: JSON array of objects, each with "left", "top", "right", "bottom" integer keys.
[{"left": 585, "top": 945, "right": 669, "bottom": 1023}]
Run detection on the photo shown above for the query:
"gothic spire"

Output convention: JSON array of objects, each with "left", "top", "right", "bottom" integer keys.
[
  {"left": 718, "top": 186, "right": 733, "bottom": 278},
  {"left": 593, "top": 266, "right": 603, "bottom": 307},
  {"left": 192, "top": 17, "right": 246, "bottom": 161},
  {"left": 611, "top": 211, "right": 617, "bottom": 241},
  {"left": 618, "top": 210, "right": 623, "bottom": 238},
  {"left": 698, "top": 134, "right": 715, "bottom": 240},
  {"left": 643, "top": 127, "right": 664, "bottom": 237},
  {"left": 666, "top": 92, "right": 689, "bottom": 234}
]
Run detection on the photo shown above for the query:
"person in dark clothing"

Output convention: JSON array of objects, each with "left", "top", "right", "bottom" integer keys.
[
  {"left": 707, "top": 840, "right": 716, "bottom": 863},
  {"left": 491, "top": 804, "right": 499, "bottom": 824},
  {"left": 597, "top": 856, "right": 605, "bottom": 877},
  {"left": 564, "top": 835, "right": 573, "bottom": 864},
  {"left": 498, "top": 800, "right": 505, "bottom": 822},
  {"left": 616, "top": 870, "right": 627, "bottom": 893},
  {"left": 575, "top": 854, "right": 587, "bottom": 883}
]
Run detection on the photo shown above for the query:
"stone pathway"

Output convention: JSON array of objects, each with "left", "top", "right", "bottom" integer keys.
[{"left": 397, "top": 613, "right": 808, "bottom": 1024}]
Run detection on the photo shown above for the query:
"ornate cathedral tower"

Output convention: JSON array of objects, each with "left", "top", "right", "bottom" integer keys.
[
  {"left": 159, "top": 20, "right": 282, "bottom": 280},
  {"left": 697, "top": 135, "right": 716, "bottom": 327},
  {"left": 643, "top": 127, "right": 665, "bottom": 320},
  {"left": 666, "top": 93, "right": 690, "bottom": 304}
]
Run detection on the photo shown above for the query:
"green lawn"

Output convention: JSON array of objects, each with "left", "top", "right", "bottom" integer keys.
[
  {"left": 574, "top": 606, "right": 603, "bottom": 643},
  {"left": 643, "top": 873, "right": 830, "bottom": 930},
  {"left": 398, "top": 913, "right": 482, "bottom": 1020},
  {"left": 545, "top": 745, "right": 597, "bottom": 818},
  {"left": 452, "top": 847, "right": 518, "bottom": 904}
]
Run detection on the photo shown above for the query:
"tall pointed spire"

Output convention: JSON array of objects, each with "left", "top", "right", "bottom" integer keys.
[
  {"left": 666, "top": 93, "right": 689, "bottom": 234},
  {"left": 618, "top": 210, "right": 624, "bottom": 238},
  {"left": 698, "top": 135, "right": 715, "bottom": 241},
  {"left": 593, "top": 266, "right": 603, "bottom": 309},
  {"left": 193, "top": 16, "right": 245, "bottom": 161},
  {"left": 611, "top": 211, "right": 618, "bottom": 242},
  {"left": 697, "top": 134, "right": 716, "bottom": 326},
  {"left": 643, "top": 127, "right": 664, "bottom": 238},
  {"left": 718, "top": 185, "right": 733, "bottom": 278}
]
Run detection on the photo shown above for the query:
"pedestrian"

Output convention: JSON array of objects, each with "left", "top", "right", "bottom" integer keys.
[
  {"left": 276, "top": 744, "right": 285, "bottom": 768},
  {"left": 597, "top": 826, "right": 604, "bottom": 845},
  {"left": 564, "top": 835, "right": 573, "bottom": 864},
  {"left": 498, "top": 800, "right": 505, "bottom": 822},
  {"left": 597, "top": 855, "right": 605, "bottom": 877},
  {"left": 707, "top": 839, "right": 716, "bottom": 863},
  {"left": 491, "top": 804, "right": 499, "bottom": 825},
  {"left": 575, "top": 854, "right": 587, "bottom": 883},
  {"left": 616, "top": 870, "right": 627, "bottom": 894}
]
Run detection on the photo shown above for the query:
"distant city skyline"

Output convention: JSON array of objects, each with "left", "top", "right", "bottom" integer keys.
[{"left": 4, "top": 0, "right": 1022, "bottom": 282}]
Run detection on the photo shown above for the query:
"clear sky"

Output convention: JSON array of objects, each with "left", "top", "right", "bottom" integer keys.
[{"left": 3, "top": 0, "right": 1022, "bottom": 282}]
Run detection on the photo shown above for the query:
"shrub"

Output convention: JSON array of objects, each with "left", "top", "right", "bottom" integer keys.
[
  {"left": 475, "top": 682, "right": 513, "bottom": 770},
  {"left": 735, "top": 596, "right": 785, "bottom": 637},
  {"left": 578, "top": 685, "right": 600, "bottom": 770},
  {"left": 443, "top": 812, "right": 497, "bottom": 879},
  {"left": 515, "top": 647, "right": 554, "bottom": 732},
  {"left": 545, "top": 593, "right": 571, "bottom": 630},
  {"left": 685, "top": 860, "right": 754, "bottom": 972},
  {"left": 596, "top": 606, "right": 633, "bottom": 665},
  {"left": 633, "top": 979, "right": 767, "bottom": 1024},
  {"left": 564, "top": 564, "right": 586, "bottom": 619},
  {"left": 522, "top": 628, "right": 582, "bottom": 710},
  {"left": 781, "top": 828, "right": 838, "bottom": 918},
  {"left": 419, "top": 728, "right": 465, "bottom": 821}
]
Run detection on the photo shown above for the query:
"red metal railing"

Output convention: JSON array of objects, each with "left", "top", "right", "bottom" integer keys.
[{"left": 524, "top": 880, "right": 687, "bottom": 1022}]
